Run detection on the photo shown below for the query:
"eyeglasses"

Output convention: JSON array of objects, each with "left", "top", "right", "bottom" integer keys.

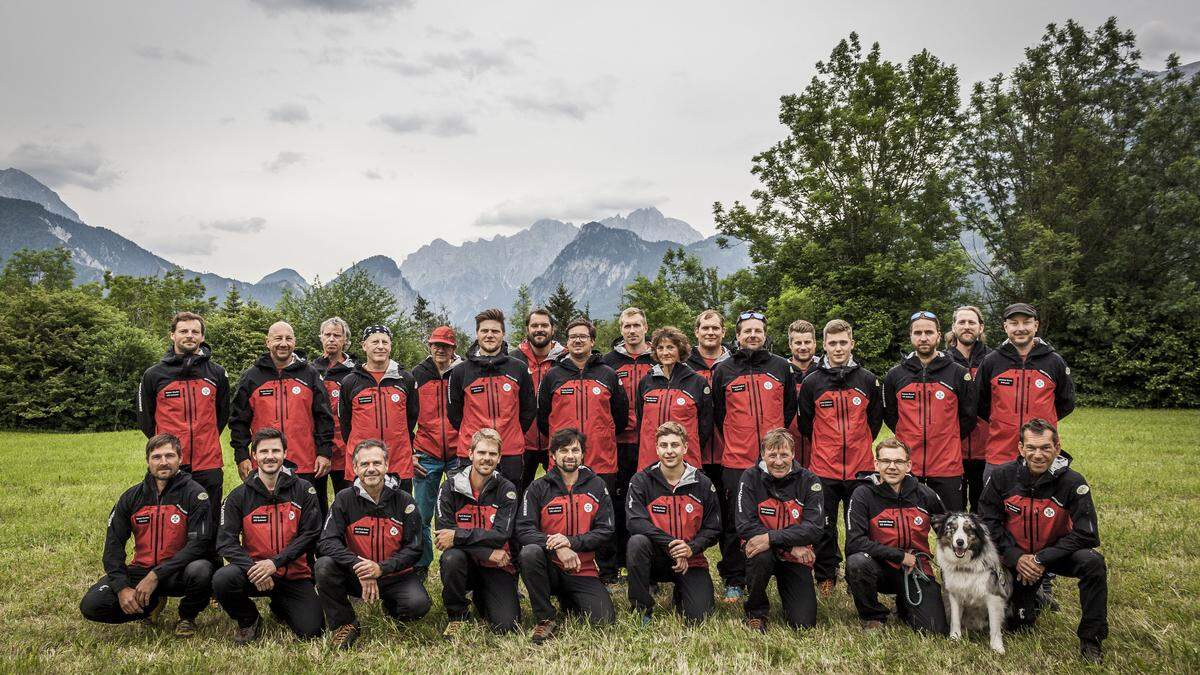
[
  {"left": 910, "top": 311, "right": 937, "bottom": 322},
  {"left": 875, "top": 458, "right": 910, "bottom": 467},
  {"left": 567, "top": 334, "right": 592, "bottom": 342},
  {"left": 738, "top": 310, "right": 766, "bottom": 322}
]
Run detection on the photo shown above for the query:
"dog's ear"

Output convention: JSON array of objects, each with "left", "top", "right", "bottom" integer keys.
[{"left": 931, "top": 513, "right": 948, "bottom": 534}]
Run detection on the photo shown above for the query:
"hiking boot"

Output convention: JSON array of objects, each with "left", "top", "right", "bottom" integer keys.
[
  {"left": 173, "top": 618, "right": 197, "bottom": 638},
  {"left": 442, "top": 619, "right": 468, "bottom": 641},
  {"left": 818, "top": 579, "right": 836, "bottom": 598},
  {"left": 722, "top": 586, "right": 744, "bottom": 603},
  {"left": 331, "top": 623, "right": 360, "bottom": 650},
  {"left": 1080, "top": 639, "right": 1103, "bottom": 664},
  {"left": 744, "top": 617, "right": 767, "bottom": 634},
  {"left": 233, "top": 617, "right": 261, "bottom": 646},
  {"left": 531, "top": 619, "right": 558, "bottom": 645},
  {"left": 861, "top": 619, "right": 884, "bottom": 631}
]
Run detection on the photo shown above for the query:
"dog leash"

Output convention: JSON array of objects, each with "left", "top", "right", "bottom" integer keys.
[{"left": 903, "top": 552, "right": 936, "bottom": 606}]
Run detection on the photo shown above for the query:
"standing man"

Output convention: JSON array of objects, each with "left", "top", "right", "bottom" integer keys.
[
  {"left": 685, "top": 309, "right": 732, "bottom": 591},
  {"left": 313, "top": 317, "right": 355, "bottom": 495},
  {"left": 230, "top": 321, "right": 335, "bottom": 514},
  {"left": 602, "top": 308, "right": 656, "bottom": 521},
  {"left": 448, "top": 309, "right": 536, "bottom": 486},
  {"left": 785, "top": 319, "right": 819, "bottom": 468},
  {"left": 882, "top": 311, "right": 976, "bottom": 511},
  {"left": 79, "top": 434, "right": 214, "bottom": 637},
  {"left": 798, "top": 319, "right": 883, "bottom": 597},
  {"left": 339, "top": 325, "right": 419, "bottom": 488},
  {"left": 139, "top": 311, "right": 229, "bottom": 554},
  {"left": 517, "top": 428, "right": 617, "bottom": 643},
  {"left": 538, "top": 317, "right": 628, "bottom": 584},
  {"left": 635, "top": 326, "right": 712, "bottom": 470},
  {"left": 411, "top": 326, "right": 462, "bottom": 574},
  {"left": 711, "top": 309, "right": 796, "bottom": 602},
  {"left": 213, "top": 428, "right": 324, "bottom": 644},
  {"left": 946, "top": 305, "right": 991, "bottom": 511},
  {"left": 976, "top": 303, "right": 1075, "bottom": 483},
  {"left": 511, "top": 308, "right": 565, "bottom": 495}
]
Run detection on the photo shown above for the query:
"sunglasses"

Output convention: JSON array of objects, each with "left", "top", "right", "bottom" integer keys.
[
  {"left": 738, "top": 311, "right": 766, "bottom": 322},
  {"left": 910, "top": 310, "right": 937, "bottom": 322}
]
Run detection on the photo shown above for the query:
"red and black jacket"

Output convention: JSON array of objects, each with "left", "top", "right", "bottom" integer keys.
[
  {"left": 979, "top": 452, "right": 1098, "bottom": 568},
  {"left": 511, "top": 340, "right": 566, "bottom": 452},
  {"left": 102, "top": 470, "right": 212, "bottom": 591},
  {"left": 712, "top": 347, "right": 797, "bottom": 470},
  {"left": 412, "top": 355, "right": 462, "bottom": 461},
  {"left": 602, "top": 340, "right": 656, "bottom": 445},
  {"left": 138, "top": 344, "right": 229, "bottom": 472},
  {"left": 798, "top": 357, "right": 883, "bottom": 481},
  {"left": 846, "top": 474, "right": 945, "bottom": 574},
  {"left": 318, "top": 476, "right": 423, "bottom": 577},
  {"left": 882, "top": 352, "right": 977, "bottom": 478},
  {"left": 434, "top": 467, "right": 519, "bottom": 574},
  {"left": 516, "top": 466, "right": 614, "bottom": 577},
  {"left": 230, "top": 354, "right": 335, "bottom": 475},
  {"left": 948, "top": 342, "right": 992, "bottom": 461},
  {"left": 448, "top": 342, "right": 536, "bottom": 459},
  {"left": 976, "top": 339, "right": 1075, "bottom": 465},
  {"left": 217, "top": 469, "right": 321, "bottom": 580},
  {"left": 686, "top": 347, "right": 732, "bottom": 465},
  {"left": 734, "top": 460, "right": 824, "bottom": 566},
  {"left": 537, "top": 353, "right": 629, "bottom": 476},
  {"left": 314, "top": 354, "right": 355, "bottom": 473},
  {"left": 626, "top": 463, "right": 722, "bottom": 568},
  {"left": 339, "top": 360, "right": 419, "bottom": 479},
  {"left": 786, "top": 360, "right": 817, "bottom": 468},
  {"left": 635, "top": 363, "right": 712, "bottom": 470}
]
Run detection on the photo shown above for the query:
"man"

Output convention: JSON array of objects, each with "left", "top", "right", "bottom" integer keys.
[
  {"left": 626, "top": 422, "right": 721, "bottom": 624},
  {"left": 448, "top": 308, "right": 536, "bottom": 486},
  {"left": 977, "top": 303, "right": 1075, "bottom": 483},
  {"left": 79, "top": 434, "right": 214, "bottom": 637},
  {"left": 946, "top": 305, "right": 991, "bottom": 511},
  {"left": 882, "top": 311, "right": 977, "bottom": 511},
  {"left": 602, "top": 308, "right": 656, "bottom": 543},
  {"left": 339, "top": 325, "right": 419, "bottom": 487},
  {"left": 411, "top": 325, "right": 462, "bottom": 573},
  {"left": 785, "top": 319, "right": 819, "bottom": 468},
  {"left": 845, "top": 438, "right": 948, "bottom": 634},
  {"left": 517, "top": 428, "right": 617, "bottom": 643},
  {"left": 711, "top": 309, "right": 796, "bottom": 602},
  {"left": 538, "top": 317, "right": 628, "bottom": 584},
  {"left": 798, "top": 319, "right": 883, "bottom": 596},
  {"left": 313, "top": 317, "right": 355, "bottom": 494},
  {"left": 138, "top": 311, "right": 229, "bottom": 555},
  {"left": 435, "top": 429, "right": 521, "bottom": 637},
  {"left": 511, "top": 308, "right": 565, "bottom": 495},
  {"left": 213, "top": 428, "right": 324, "bottom": 643},
  {"left": 979, "top": 419, "right": 1107, "bottom": 663},
  {"left": 736, "top": 429, "right": 823, "bottom": 632},
  {"left": 230, "top": 321, "right": 335, "bottom": 515},
  {"left": 316, "top": 439, "right": 430, "bottom": 649}
]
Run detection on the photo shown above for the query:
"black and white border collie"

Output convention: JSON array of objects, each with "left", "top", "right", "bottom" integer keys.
[{"left": 932, "top": 512, "right": 1013, "bottom": 654}]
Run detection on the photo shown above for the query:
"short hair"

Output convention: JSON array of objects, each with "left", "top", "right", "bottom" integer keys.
[
  {"left": 565, "top": 317, "right": 596, "bottom": 340},
  {"left": 549, "top": 428, "right": 587, "bottom": 456},
  {"left": 909, "top": 312, "right": 942, "bottom": 335},
  {"left": 320, "top": 316, "right": 351, "bottom": 339},
  {"left": 874, "top": 437, "right": 910, "bottom": 460},
  {"left": 470, "top": 428, "right": 503, "bottom": 453},
  {"left": 170, "top": 311, "right": 206, "bottom": 335},
  {"left": 145, "top": 433, "right": 181, "bottom": 459},
  {"left": 694, "top": 309, "right": 724, "bottom": 330},
  {"left": 475, "top": 308, "right": 506, "bottom": 331},
  {"left": 352, "top": 438, "right": 388, "bottom": 465},
  {"left": 650, "top": 326, "right": 692, "bottom": 363},
  {"left": 823, "top": 319, "right": 853, "bottom": 339},
  {"left": 655, "top": 421, "right": 688, "bottom": 445},
  {"left": 761, "top": 428, "right": 795, "bottom": 455},
  {"left": 251, "top": 427, "right": 287, "bottom": 453},
  {"left": 788, "top": 319, "right": 815, "bottom": 337},
  {"left": 619, "top": 307, "right": 647, "bottom": 324},
  {"left": 1019, "top": 418, "right": 1060, "bottom": 444},
  {"left": 525, "top": 307, "right": 554, "bottom": 327}
]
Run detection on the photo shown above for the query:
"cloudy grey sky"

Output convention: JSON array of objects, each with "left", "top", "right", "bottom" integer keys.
[{"left": 2, "top": 0, "right": 1197, "bottom": 282}]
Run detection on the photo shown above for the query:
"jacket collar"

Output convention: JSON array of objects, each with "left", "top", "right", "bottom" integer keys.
[
  {"left": 556, "top": 350, "right": 603, "bottom": 372},
  {"left": 353, "top": 474, "right": 399, "bottom": 504},
  {"left": 519, "top": 339, "right": 565, "bottom": 364},
  {"left": 647, "top": 462, "right": 701, "bottom": 490},
  {"left": 754, "top": 459, "right": 804, "bottom": 481},
  {"left": 355, "top": 359, "right": 403, "bottom": 380},
  {"left": 245, "top": 466, "right": 296, "bottom": 497},
  {"left": 451, "top": 466, "right": 499, "bottom": 500},
  {"left": 900, "top": 350, "right": 952, "bottom": 373},
  {"left": 162, "top": 343, "right": 211, "bottom": 366}
]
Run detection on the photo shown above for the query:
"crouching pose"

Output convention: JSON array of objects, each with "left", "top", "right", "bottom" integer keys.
[
  {"left": 316, "top": 439, "right": 431, "bottom": 649},
  {"left": 518, "top": 428, "right": 617, "bottom": 643},
  {"left": 80, "top": 434, "right": 214, "bottom": 637},
  {"left": 845, "top": 438, "right": 948, "bottom": 634},
  {"left": 736, "top": 429, "right": 824, "bottom": 632},
  {"left": 626, "top": 422, "right": 721, "bottom": 624}
]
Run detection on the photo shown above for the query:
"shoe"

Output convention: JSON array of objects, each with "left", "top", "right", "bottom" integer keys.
[
  {"left": 531, "top": 619, "right": 558, "bottom": 645},
  {"left": 233, "top": 617, "right": 261, "bottom": 646},
  {"left": 173, "top": 619, "right": 197, "bottom": 639},
  {"left": 331, "top": 623, "right": 360, "bottom": 650},
  {"left": 639, "top": 612, "right": 653, "bottom": 628},
  {"left": 1080, "top": 639, "right": 1103, "bottom": 664},
  {"left": 442, "top": 619, "right": 468, "bottom": 641},
  {"left": 818, "top": 579, "right": 835, "bottom": 598},
  {"left": 1037, "top": 577, "right": 1060, "bottom": 612},
  {"left": 744, "top": 617, "right": 767, "bottom": 634},
  {"left": 143, "top": 596, "right": 168, "bottom": 625},
  {"left": 861, "top": 619, "right": 884, "bottom": 631},
  {"left": 722, "top": 586, "right": 744, "bottom": 603}
]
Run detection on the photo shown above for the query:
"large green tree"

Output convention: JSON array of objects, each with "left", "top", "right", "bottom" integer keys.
[
  {"left": 622, "top": 247, "right": 730, "bottom": 333},
  {"left": 102, "top": 269, "right": 216, "bottom": 337},
  {"left": 545, "top": 282, "right": 578, "bottom": 343}
]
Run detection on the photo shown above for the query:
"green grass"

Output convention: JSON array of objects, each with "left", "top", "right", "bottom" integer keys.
[{"left": 1, "top": 408, "right": 1198, "bottom": 673}]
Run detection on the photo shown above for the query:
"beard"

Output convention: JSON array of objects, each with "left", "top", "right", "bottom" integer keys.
[{"left": 528, "top": 332, "right": 552, "bottom": 348}]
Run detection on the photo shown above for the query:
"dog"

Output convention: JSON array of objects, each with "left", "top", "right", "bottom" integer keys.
[{"left": 932, "top": 512, "right": 1012, "bottom": 653}]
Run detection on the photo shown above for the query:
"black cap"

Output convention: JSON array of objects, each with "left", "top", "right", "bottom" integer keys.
[
  {"left": 1003, "top": 303, "right": 1038, "bottom": 319},
  {"left": 361, "top": 324, "right": 393, "bottom": 341}
]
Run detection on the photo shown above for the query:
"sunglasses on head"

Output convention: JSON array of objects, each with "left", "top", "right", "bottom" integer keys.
[
  {"left": 738, "top": 311, "right": 766, "bottom": 322},
  {"left": 910, "top": 310, "right": 937, "bottom": 322}
]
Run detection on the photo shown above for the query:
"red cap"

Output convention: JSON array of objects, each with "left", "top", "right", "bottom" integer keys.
[{"left": 428, "top": 326, "right": 457, "bottom": 347}]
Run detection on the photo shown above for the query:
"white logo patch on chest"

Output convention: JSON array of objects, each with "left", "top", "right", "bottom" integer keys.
[
  {"left": 170, "top": 514, "right": 181, "bottom": 524},
  {"left": 503, "top": 383, "right": 512, "bottom": 392},
  {"left": 289, "top": 511, "right": 296, "bottom": 520},
  {"left": 1035, "top": 379, "right": 1045, "bottom": 389},
  {"left": 592, "top": 387, "right": 601, "bottom": 395},
  {"left": 1043, "top": 507, "right": 1055, "bottom": 518},
  {"left": 934, "top": 390, "right": 945, "bottom": 400},
  {"left": 852, "top": 397, "right": 862, "bottom": 406},
  {"left": 391, "top": 393, "right": 400, "bottom": 403},
  {"left": 292, "top": 386, "right": 301, "bottom": 395},
  {"left": 390, "top": 527, "right": 399, "bottom": 536},
  {"left": 583, "top": 502, "right": 593, "bottom": 513},
  {"left": 763, "top": 381, "right": 773, "bottom": 390},
  {"left": 201, "top": 387, "right": 211, "bottom": 396},
  {"left": 332, "top": 390, "right": 340, "bottom": 398},
  {"left": 684, "top": 503, "right": 694, "bottom": 514},
  {"left": 913, "top": 516, "right": 923, "bottom": 526},
  {"left": 676, "top": 397, "right": 686, "bottom": 406}
]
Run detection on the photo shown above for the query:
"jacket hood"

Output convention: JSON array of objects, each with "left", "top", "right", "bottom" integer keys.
[
  {"left": 314, "top": 353, "right": 355, "bottom": 374},
  {"left": 754, "top": 459, "right": 806, "bottom": 482},
  {"left": 687, "top": 345, "right": 732, "bottom": 368},
  {"left": 732, "top": 345, "right": 775, "bottom": 366},
  {"left": 543, "top": 464, "right": 600, "bottom": 491},
  {"left": 162, "top": 343, "right": 212, "bottom": 366},
  {"left": 466, "top": 340, "right": 512, "bottom": 367},
  {"left": 645, "top": 462, "right": 702, "bottom": 490},
  {"left": 353, "top": 358, "right": 404, "bottom": 381},
  {"left": 996, "top": 337, "right": 1056, "bottom": 362},
  {"left": 648, "top": 362, "right": 698, "bottom": 382},
  {"left": 450, "top": 465, "right": 507, "bottom": 501},
  {"left": 518, "top": 339, "right": 565, "bottom": 364},
  {"left": 865, "top": 473, "right": 922, "bottom": 500},
  {"left": 141, "top": 468, "right": 194, "bottom": 495},
  {"left": 816, "top": 354, "right": 862, "bottom": 380},
  {"left": 900, "top": 350, "right": 956, "bottom": 375},
  {"left": 352, "top": 473, "right": 400, "bottom": 504},
  {"left": 949, "top": 340, "right": 990, "bottom": 366},
  {"left": 610, "top": 338, "right": 653, "bottom": 359},
  {"left": 244, "top": 466, "right": 298, "bottom": 497},
  {"left": 253, "top": 352, "right": 309, "bottom": 373},
  {"left": 1017, "top": 449, "right": 1074, "bottom": 480},
  {"left": 555, "top": 350, "right": 604, "bottom": 373},
  {"left": 414, "top": 354, "right": 462, "bottom": 379}
]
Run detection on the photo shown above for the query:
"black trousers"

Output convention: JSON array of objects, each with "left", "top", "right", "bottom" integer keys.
[
  {"left": 626, "top": 534, "right": 714, "bottom": 623},
  {"left": 80, "top": 560, "right": 213, "bottom": 623},
  {"left": 917, "top": 475, "right": 964, "bottom": 512},
  {"left": 962, "top": 459, "right": 986, "bottom": 512},
  {"left": 183, "top": 466, "right": 223, "bottom": 561},
  {"left": 609, "top": 442, "right": 638, "bottom": 579},
  {"left": 439, "top": 548, "right": 521, "bottom": 633},
  {"left": 1008, "top": 549, "right": 1108, "bottom": 642},
  {"left": 519, "top": 544, "right": 616, "bottom": 624},
  {"left": 593, "top": 471, "right": 626, "bottom": 582},
  {"left": 814, "top": 477, "right": 861, "bottom": 585},
  {"left": 296, "top": 472, "right": 329, "bottom": 520},
  {"left": 313, "top": 557, "right": 431, "bottom": 628},
  {"left": 520, "top": 449, "right": 548, "bottom": 498},
  {"left": 211, "top": 565, "right": 324, "bottom": 638},
  {"left": 719, "top": 467, "right": 746, "bottom": 587},
  {"left": 744, "top": 552, "right": 817, "bottom": 628},
  {"left": 845, "top": 552, "right": 948, "bottom": 634},
  {"left": 329, "top": 470, "right": 352, "bottom": 495}
]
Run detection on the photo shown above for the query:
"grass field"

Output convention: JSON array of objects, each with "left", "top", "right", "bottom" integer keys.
[{"left": 1, "top": 408, "right": 1198, "bottom": 673}]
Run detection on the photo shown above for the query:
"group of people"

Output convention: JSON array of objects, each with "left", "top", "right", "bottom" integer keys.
[{"left": 77, "top": 302, "right": 1108, "bottom": 662}]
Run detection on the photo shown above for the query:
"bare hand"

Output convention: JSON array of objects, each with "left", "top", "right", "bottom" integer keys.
[
  {"left": 672, "top": 556, "right": 688, "bottom": 574},
  {"left": 361, "top": 579, "right": 380, "bottom": 603},
  {"left": 667, "top": 539, "right": 692, "bottom": 560},
  {"left": 247, "top": 559, "right": 277, "bottom": 585},
  {"left": 238, "top": 460, "right": 253, "bottom": 480},
  {"left": 313, "top": 456, "right": 331, "bottom": 478},
  {"left": 488, "top": 548, "right": 511, "bottom": 567},
  {"left": 901, "top": 552, "right": 917, "bottom": 570},
  {"left": 118, "top": 587, "right": 144, "bottom": 615},
  {"left": 413, "top": 460, "right": 429, "bottom": 479},
  {"left": 1016, "top": 554, "right": 1045, "bottom": 585},
  {"left": 434, "top": 529, "right": 456, "bottom": 551},
  {"left": 353, "top": 557, "right": 383, "bottom": 580},
  {"left": 254, "top": 576, "right": 275, "bottom": 592},
  {"left": 555, "top": 547, "right": 581, "bottom": 573},
  {"left": 545, "top": 533, "right": 571, "bottom": 550},
  {"left": 744, "top": 533, "right": 771, "bottom": 558},
  {"left": 133, "top": 570, "right": 159, "bottom": 608},
  {"left": 791, "top": 545, "right": 815, "bottom": 565}
]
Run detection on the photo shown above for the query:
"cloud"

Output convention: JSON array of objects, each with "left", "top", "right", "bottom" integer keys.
[
  {"left": 363, "top": 169, "right": 383, "bottom": 180},
  {"left": 134, "top": 46, "right": 207, "bottom": 66},
  {"left": 473, "top": 181, "right": 668, "bottom": 227},
  {"left": 135, "top": 229, "right": 218, "bottom": 257},
  {"left": 205, "top": 216, "right": 267, "bottom": 233},
  {"left": 507, "top": 76, "right": 616, "bottom": 121},
  {"left": 248, "top": 0, "right": 413, "bottom": 15},
  {"left": 426, "top": 26, "right": 474, "bottom": 42},
  {"left": 373, "top": 113, "right": 475, "bottom": 137},
  {"left": 365, "top": 43, "right": 528, "bottom": 79},
  {"left": 267, "top": 103, "right": 311, "bottom": 124},
  {"left": 6, "top": 142, "right": 120, "bottom": 190},
  {"left": 263, "top": 150, "right": 305, "bottom": 173},
  {"left": 1139, "top": 20, "right": 1200, "bottom": 65}
]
